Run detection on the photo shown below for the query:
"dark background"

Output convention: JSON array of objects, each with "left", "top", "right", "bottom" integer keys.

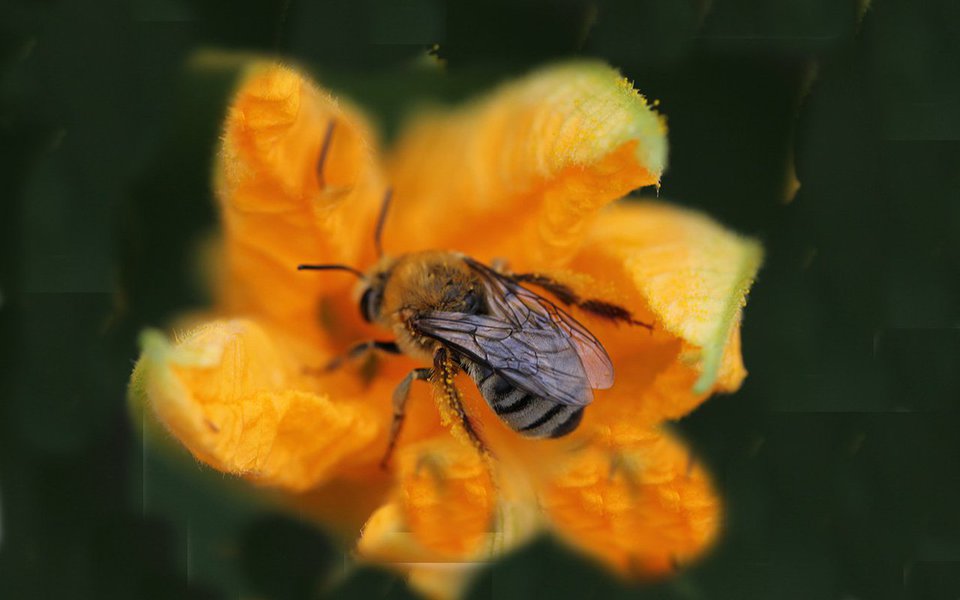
[{"left": 2, "top": 0, "right": 959, "bottom": 598}]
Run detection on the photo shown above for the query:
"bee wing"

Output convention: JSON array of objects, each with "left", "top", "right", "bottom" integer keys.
[
  {"left": 463, "top": 257, "right": 615, "bottom": 390},
  {"left": 412, "top": 311, "right": 595, "bottom": 406}
]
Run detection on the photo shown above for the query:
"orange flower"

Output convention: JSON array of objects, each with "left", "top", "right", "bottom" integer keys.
[{"left": 129, "top": 59, "right": 761, "bottom": 598}]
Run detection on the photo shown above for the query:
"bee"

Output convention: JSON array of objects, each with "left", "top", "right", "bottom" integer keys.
[
  {"left": 300, "top": 190, "right": 653, "bottom": 467},
  {"left": 302, "top": 126, "right": 649, "bottom": 466}
]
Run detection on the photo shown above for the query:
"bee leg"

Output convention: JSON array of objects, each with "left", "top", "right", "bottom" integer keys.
[
  {"left": 381, "top": 367, "right": 432, "bottom": 469},
  {"left": 305, "top": 339, "right": 400, "bottom": 376},
  {"left": 511, "top": 273, "right": 579, "bottom": 305},
  {"left": 433, "top": 348, "right": 492, "bottom": 460},
  {"left": 441, "top": 383, "right": 490, "bottom": 459},
  {"left": 490, "top": 257, "right": 510, "bottom": 273},
  {"left": 577, "top": 299, "right": 653, "bottom": 331},
  {"left": 513, "top": 273, "right": 653, "bottom": 331}
]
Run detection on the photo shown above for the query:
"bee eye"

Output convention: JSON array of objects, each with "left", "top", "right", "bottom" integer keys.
[
  {"left": 359, "top": 289, "right": 373, "bottom": 322},
  {"left": 359, "top": 288, "right": 379, "bottom": 323}
]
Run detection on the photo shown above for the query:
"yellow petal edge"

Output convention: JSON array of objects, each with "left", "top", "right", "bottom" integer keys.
[
  {"left": 584, "top": 201, "right": 763, "bottom": 393},
  {"left": 129, "top": 320, "right": 380, "bottom": 491}
]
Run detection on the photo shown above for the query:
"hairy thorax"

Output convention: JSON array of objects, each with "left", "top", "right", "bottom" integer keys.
[{"left": 373, "top": 251, "right": 485, "bottom": 361}]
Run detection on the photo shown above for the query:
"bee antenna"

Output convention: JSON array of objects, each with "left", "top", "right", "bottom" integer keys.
[
  {"left": 297, "top": 264, "right": 366, "bottom": 279},
  {"left": 374, "top": 187, "right": 392, "bottom": 258}
]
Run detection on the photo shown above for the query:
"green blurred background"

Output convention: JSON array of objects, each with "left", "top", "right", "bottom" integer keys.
[{"left": 2, "top": 0, "right": 959, "bottom": 598}]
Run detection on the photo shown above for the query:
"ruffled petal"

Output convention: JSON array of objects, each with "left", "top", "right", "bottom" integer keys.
[
  {"left": 215, "top": 63, "right": 386, "bottom": 346},
  {"left": 538, "top": 428, "right": 720, "bottom": 576},
  {"left": 385, "top": 61, "right": 667, "bottom": 267},
  {"left": 572, "top": 200, "right": 762, "bottom": 394},
  {"left": 129, "top": 319, "right": 381, "bottom": 492},
  {"left": 357, "top": 501, "right": 480, "bottom": 600},
  {"left": 357, "top": 436, "right": 544, "bottom": 598},
  {"left": 355, "top": 438, "right": 494, "bottom": 600},
  {"left": 370, "top": 437, "right": 497, "bottom": 560}
]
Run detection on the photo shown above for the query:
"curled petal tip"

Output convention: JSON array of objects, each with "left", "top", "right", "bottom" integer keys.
[
  {"left": 387, "top": 60, "right": 668, "bottom": 263},
  {"left": 577, "top": 201, "right": 762, "bottom": 397},
  {"left": 130, "top": 319, "right": 381, "bottom": 491}
]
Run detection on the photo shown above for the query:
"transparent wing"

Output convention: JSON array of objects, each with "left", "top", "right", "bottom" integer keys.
[
  {"left": 464, "top": 257, "right": 614, "bottom": 389},
  {"left": 412, "top": 311, "right": 595, "bottom": 406}
]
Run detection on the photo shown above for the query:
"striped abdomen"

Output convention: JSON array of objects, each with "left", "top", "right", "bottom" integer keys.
[{"left": 465, "top": 362, "right": 583, "bottom": 438}]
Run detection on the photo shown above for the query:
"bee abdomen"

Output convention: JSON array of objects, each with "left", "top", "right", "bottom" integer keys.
[{"left": 470, "top": 364, "right": 583, "bottom": 439}]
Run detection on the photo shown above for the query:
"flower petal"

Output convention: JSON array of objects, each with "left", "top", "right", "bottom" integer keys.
[
  {"left": 215, "top": 63, "right": 386, "bottom": 345},
  {"left": 572, "top": 200, "right": 762, "bottom": 394},
  {"left": 538, "top": 428, "right": 720, "bottom": 576},
  {"left": 357, "top": 502, "right": 481, "bottom": 600},
  {"left": 386, "top": 61, "right": 667, "bottom": 267},
  {"left": 130, "top": 319, "right": 381, "bottom": 491},
  {"left": 357, "top": 436, "right": 544, "bottom": 598},
  {"left": 583, "top": 345, "right": 706, "bottom": 435},
  {"left": 355, "top": 436, "right": 495, "bottom": 600},
  {"left": 396, "top": 437, "right": 497, "bottom": 559}
]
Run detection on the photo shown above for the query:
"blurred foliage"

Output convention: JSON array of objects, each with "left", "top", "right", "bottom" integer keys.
[{"left": 1, "top": 0, "right": 959, "bottom": 599}]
